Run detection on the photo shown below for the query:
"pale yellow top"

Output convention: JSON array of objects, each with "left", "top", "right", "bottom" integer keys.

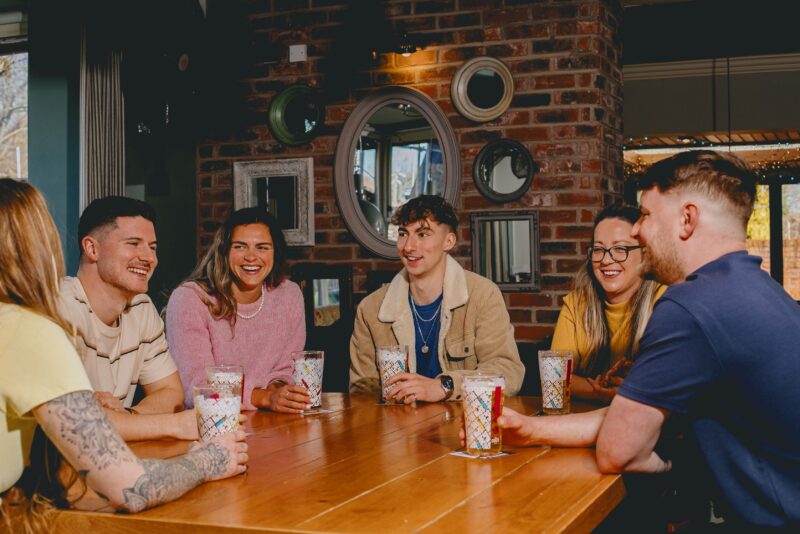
[
  {"left": 551, "top": 284, "right": 667, "bottom": 375},
  {"left": 0, "top": 302, "right": 92, "bottom": 492}
]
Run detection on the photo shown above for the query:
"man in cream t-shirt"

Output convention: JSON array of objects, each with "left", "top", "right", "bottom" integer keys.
[{"left": 58, "top": 196, "right": 196, "bottom": 441}]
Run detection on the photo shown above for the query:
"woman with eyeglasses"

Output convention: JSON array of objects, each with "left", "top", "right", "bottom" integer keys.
[{"left": 551, "top": 205, "right": 666, "bottom": 404}]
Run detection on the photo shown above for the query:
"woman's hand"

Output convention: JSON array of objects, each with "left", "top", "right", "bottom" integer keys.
[{"left": 586, "top": 375, "right": 619, "bottom": 404}]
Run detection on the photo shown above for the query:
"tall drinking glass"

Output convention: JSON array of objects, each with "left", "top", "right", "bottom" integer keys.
[
  {"left": 206, "top": 364, "right": 245, "bottom": 403},
  {"left": 377, "top": 345, "right": 409, "bottom": 404},
  {"left": 193, "top": 383, "right": 241, "bottom": 441},
  {"left": 463, "top": 374, "right": 505, "bottom": 457},
  {"left": 538, "top": 350, "right": 573, "bottom": 415},
  {"left": 292, "top": 350, "right": 324, "bottom": 408}
]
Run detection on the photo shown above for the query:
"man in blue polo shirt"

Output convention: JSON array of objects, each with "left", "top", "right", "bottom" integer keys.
[{"left": 493, "top": 150, "right": 800, "bottom": 529}]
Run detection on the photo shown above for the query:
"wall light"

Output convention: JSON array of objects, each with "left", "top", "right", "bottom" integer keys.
[{"left": 396, "top": 33, "right": 420, "bottom": 57}]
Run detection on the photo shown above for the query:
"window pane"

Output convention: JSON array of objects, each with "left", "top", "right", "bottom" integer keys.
[
  {"left": 746, "top": 184, "right": 770, "bottom": 275},
  {"left": 783, "top": 184, "right": 800, "bottom": 299},
  {"left": 0, "top": 52, "right": 27, "bottom": 179}
]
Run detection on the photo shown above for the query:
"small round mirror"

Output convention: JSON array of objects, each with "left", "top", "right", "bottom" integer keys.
[
  {"left": 467, "top": 69, "right": 505, "bottom": 109},
  {"left": 268, "top": 84, "right": 324, "bottom": 146},
  {"left": 473, "top": 139, "right": 536, "bottom": 203},
  {"left": 451, "top": 57, "right": 514, "bottom": 122}
]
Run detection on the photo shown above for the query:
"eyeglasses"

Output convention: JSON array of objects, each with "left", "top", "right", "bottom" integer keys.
[{"left": 588, "top": 245, "right": 642, "bottom": 263}]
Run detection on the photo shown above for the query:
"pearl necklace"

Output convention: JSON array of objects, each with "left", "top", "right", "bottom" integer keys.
[{"left": 236, "top": 288, "right": 265, "bottom": 320}]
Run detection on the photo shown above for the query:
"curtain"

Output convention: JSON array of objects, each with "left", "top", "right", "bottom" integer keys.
[{"left": 81, "top": 26, "right": 125, "bottom": 206}]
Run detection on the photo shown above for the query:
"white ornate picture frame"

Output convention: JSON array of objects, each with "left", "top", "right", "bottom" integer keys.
[{"left": 233, "top": 158, "right": 315, "bottom": 246}]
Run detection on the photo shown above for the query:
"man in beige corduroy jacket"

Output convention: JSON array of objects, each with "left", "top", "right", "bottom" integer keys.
[{"left": 349, "top": 195, "right": 524, "bottom": 403}]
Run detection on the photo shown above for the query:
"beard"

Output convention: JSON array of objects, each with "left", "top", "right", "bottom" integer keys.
[{"left": 641, "top": 232, "right": 684, "bottom": 285}]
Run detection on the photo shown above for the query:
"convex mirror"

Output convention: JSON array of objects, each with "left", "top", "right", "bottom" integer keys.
[
  {"left": 268, "top": 84, "right": 325, "bottom": 146},
  {"left": 473, "top": 139, "right": 536, "bottom": 203}
]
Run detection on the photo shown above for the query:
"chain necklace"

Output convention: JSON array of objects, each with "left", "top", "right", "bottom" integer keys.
[
  {"left": 410, "top": 294, "right": 441, "bottom": 354},
  {"left": 236, "top": 288, "right": 265, "bottom": 320}
]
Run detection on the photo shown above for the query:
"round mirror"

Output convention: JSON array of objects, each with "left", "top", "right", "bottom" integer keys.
[
  {"left": 335, "top": 86, "right": 460, "bottom": 259},
  {"left": 268, "top": 84, "right": 325, "bottom": 146},
  {"left": 473, "top": 139, "right": 536, "bottom": 203},
  {"left": 451, "top": 57, "right": 514, "bottom": 122}
]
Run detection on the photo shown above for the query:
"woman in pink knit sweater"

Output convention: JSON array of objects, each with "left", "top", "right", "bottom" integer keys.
[{"left": 166, "top": 208, "right": 310, "bottom": 413}]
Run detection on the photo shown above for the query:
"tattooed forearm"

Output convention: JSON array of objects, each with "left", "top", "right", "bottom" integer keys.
[
  {"left": 43, "top": 390, "right": 131, "bottom": 470},
  {"left": 120, "top": 442, "right": 231, "bottom": 513}
]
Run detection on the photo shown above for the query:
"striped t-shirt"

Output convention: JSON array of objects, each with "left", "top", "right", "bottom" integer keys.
[{"left": 57, "top": 276, "right": 178, "bottom": 408}]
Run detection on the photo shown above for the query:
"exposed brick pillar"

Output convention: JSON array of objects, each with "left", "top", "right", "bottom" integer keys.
[{"left": 195, "top": 0, "right": 624, "bottom": 343}]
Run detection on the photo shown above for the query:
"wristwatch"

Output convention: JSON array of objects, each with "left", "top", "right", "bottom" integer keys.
[{"left": 439, "top": 375, "right": 455, "bottom": 401}]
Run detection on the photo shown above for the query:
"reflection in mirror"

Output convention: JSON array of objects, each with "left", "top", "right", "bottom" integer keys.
[
  {"left": 467, "top": 69, "right": 505, "bottom": 109},
  {"left": 313, "top": 278, "right": 340, "bottom": 327},
  {"left": 353, "top": 103, "right": 443, "bottom": 241},
  {"left": 284, "top": 91, "right": 320, "bottom": 137},
  {"left": 473, "top": 139, "right": 536, "bottom": 203},
  {"left": 471, "top": 212, "right": 540, "bottom": 291},
  {"left": 249, "top": 175, "right": 298, "bottom": 230},
  {"left": 268, "top": 85, "right": 324, "bottom": 146}
]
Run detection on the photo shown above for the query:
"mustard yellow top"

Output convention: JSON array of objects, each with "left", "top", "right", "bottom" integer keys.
[{"left": 551, "top": 284, "right": 667, "bottom": 376}]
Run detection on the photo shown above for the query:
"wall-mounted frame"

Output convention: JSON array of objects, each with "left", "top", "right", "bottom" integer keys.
[
  {"left": 233, "top": 158, "right": 315, "bottom": 246},
  {"left": 473, "top": 139, "right": 536, "bottom": 203},
  {"left": 334, "top": 86, "right": 461, "bottom": 259},
  {"left": 451, "top": 57, "right": 514, "bottom": 123},
  {"left": 268, "top": 84, "right": 325, "bottom": 146},
  {"left": 471, "top": 211, "right": 540, "bottom": 292}
]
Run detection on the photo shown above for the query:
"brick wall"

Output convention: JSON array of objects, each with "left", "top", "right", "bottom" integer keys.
[{"left": 196, "top": 0, "right": 624, "bottom": 342}]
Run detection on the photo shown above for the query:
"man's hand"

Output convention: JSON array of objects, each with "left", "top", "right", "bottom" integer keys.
[
  {"left": 385, "top": 373, "right": 446, "bottom": 404},
  {"left": 269, "top": 383, "right": 312, "bottom": 413},
  {"left": 94, "top": 391, "right": 126, "bottom": 413},
  {"left": 458, "top": 406, "right": 537, "bottom": 447}
]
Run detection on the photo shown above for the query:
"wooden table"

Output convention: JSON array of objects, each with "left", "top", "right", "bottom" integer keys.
[{"left": 54, "top": 394, "right": 624, "bottom": 533}]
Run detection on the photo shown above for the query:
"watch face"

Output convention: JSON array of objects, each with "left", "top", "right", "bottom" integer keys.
[{"left": 440, "top": 375, "right": 454, "bottom": 392}]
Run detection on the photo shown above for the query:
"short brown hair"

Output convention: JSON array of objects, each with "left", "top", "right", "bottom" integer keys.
[
  {"left": 638, "top": 150, "right": 756, "bottom": 229},
  {"left": 391, "top": 195, "right": 459, "bottom": 234}
]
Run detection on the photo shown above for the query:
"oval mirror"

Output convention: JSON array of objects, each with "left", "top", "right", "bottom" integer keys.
[
  {"left": 268, "top": 84, "right": 325, "bottom": 146},
  {"left": 334, "top": 86, "right": 460, "bottom": 259},
  {"left": 473, "top": 139, "right": 536, "bottom": 203},
  {"left": 451, "top": 57, "right": 514, "bottom": 122}
]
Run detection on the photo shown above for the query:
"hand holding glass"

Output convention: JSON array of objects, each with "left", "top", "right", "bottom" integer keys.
[{"left": 377, "top": 345, "right": 409, "bottom": 404}]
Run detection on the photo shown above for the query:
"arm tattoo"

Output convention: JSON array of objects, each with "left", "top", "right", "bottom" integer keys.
[
  {"left": 121, "top": 442, "right": 231, "bottom": 513},
  {"left": 44, "top": 390, "right": 130, "bottom": 470}
]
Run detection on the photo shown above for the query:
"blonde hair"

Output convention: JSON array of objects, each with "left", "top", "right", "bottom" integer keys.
[
  {"left": 0, "top": 179, "right": 78, "bottom": 533},
  {"left": 0, "top": 179, "right": 70, "bottom": 333},
  {"left": 572, "top": 205, "right": 661, "bottom": 376}
]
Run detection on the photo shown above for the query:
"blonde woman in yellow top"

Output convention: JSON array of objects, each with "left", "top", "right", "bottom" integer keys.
[{"left": 551, "top": 205, "right": 666, "bottom": 404}]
